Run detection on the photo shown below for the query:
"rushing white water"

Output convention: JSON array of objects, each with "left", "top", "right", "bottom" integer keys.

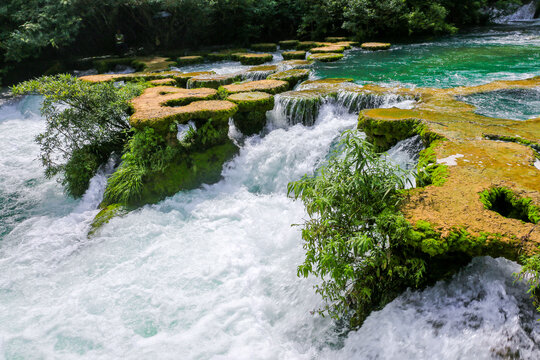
[
  {"left": 493, "top": 1, "right": 538, "bottom": 24},
  {"left": 0, "top": 90, "right": 538, "bottom": 359}
]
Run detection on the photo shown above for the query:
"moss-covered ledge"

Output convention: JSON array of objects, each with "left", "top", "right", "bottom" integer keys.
[{"left": 357, "top": 76, "right": 540, "bottom": 259}]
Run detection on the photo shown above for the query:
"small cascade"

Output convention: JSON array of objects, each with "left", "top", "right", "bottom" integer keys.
[
  {"left": 270, "top": 89, "right": 416, "bottom": 128},
  {"left": 385, "top": 135, "right": 425, "bottom": 188},
  {"left": 241, "top": 70, "right": 275, "bottom": 81},
  {"left": 74, "top": 157, "right": 117, "bottom": 213},
  {"left": 493, "top": 1, "right": 538, "bottom": 23},
  {"left": 269, "top": 93, "right": 325, "bottom": 127}
]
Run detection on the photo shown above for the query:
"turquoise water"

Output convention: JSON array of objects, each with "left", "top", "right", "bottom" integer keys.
[
  {"left": 314, "top": 21, "right": 540, "bottom": 88},
  {"left": 458, "top": 87, "right": 540, "bottom": 120}
]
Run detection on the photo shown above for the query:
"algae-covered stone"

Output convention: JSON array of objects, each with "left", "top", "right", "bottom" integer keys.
[
  {"left": 175, "top": 71, "right": 216, "bottom": 87},
  {"left": 80, "top": 71, "right": 182, "bottom": 83},
  {"left": 149, "top": 78, "right": 177, "bottom": 86},
  {"left": 177, "top": 56, "right": 204, "bottom": 65},
  {"left": 282, "top": 51, "right": 306, "bottom": 60},
  {"left": 310, "top": 46, "right": 345, "bottom": 54},
  {"left": 228, "top": 92, "right": 275, "bottom": 135},
  {"left": 187, "top": 73, "right": 242, "bottom": 89},
  {"left": 130, "top": 86, "right": 240, "bottom": 131},
  {"left": 361, "top": 42, "right": 391, "bottom": 51},
  {"left": 244, "top": 65, "right": 279, "bottom": 79},
  {"left": 239, "top": 54, "right": 273, "bottom": 66},
  {"left": 308, "top": 53, "right": 344, "bottom": 62},
  {"left": 251, "top": 43, "right": 278, "bottom": 52},
  {"left": 297, "top": 41, "right": 320, "bottom": 51},
  {"left": 356, "top": 76, "right": 540, "bottom": 257},
  {"left": 279, "top": 40, "right": 299, "bottom": 49},
  {"left": 223, "top": 79, "right": 289, "bottom": 95},
  {"left": 267, "top": 69, "right": 310, "bottom": 88},
  {"left": 227, "top": 91, "right": 274, "bottom": 112}
]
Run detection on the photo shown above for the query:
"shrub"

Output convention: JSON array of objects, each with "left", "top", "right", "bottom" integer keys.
[{"left": 11, "top": 74, "right": 145, "bottom": 197}]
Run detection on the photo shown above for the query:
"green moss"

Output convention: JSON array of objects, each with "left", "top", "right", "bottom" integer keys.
[
  {"left": 282, "top": 51, "right": 306, "bottom": 60},
  {"left": 307, "top": 53, "right": 344, "bottom": 62},
  {"left": 406, "top": 220, "right": 519, "bottom": 260},
  {"left": 480, "top": 187, "right": 540, "bottom": 224},
  {"left": 177, "top": 56, "right": 204, "bottom": 66},
  {"left": 187, "top": 74, "right": 242, "bottom": 89},
  {"left": 416, "top": 142, "right": 449, "bottom": 187},
  {"left": 357, "top": 115, "right": 421, "bottom": 152},
  {"left": 251, "top": 43, "right": 277, "bottom": 52},
  {"left": 233, "top": 111, "right": 267, "bottom": 136},
  {"left": 88, "top": 204, "right": 125, "bottom": 236},
  {"left": 267, "top": 69, "right": 310, "bottom": 88},
  {"left": 239, "top": 54, "right": 273, "bottom": 65},
  {"left": 279, "top": 40, "right": 299, "bottom": 49},
  {"left": 135, "top": 140, "right": 239, "bottom": 205},
  {"left": 227, "top": 92, "right": 274, "bottom": 112},
  {"left": 297, "top": 41, "right": 319, "bottom": 51}
]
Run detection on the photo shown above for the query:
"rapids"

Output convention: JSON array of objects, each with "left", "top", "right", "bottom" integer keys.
[{"left": 1, "top": 20, "right": 539, "bottom": 359}]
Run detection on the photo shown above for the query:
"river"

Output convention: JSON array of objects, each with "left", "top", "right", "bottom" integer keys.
[{"left": 0, "top": 18, "right": 539, "bottom": 360}]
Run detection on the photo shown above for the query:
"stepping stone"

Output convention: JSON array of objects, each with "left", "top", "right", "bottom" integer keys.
[
  {"left": 361, "top": 42, "right": 391, "bottom": 51},
  {"left": 310, "top": 46, "right": 345, "bottom": 54},
  {"left": 177, "top": 56, "right": 204, "bottom": 65},
  {"left": 279, "top": 40, "right": 299, "bottom": 50},
  {"left": 223, "top": 79, "right": 289, "bottom": 95},
  {"left": 267, "top": 69, "right": 310, "bottom": 88},
  {"left": 251, "top": 43, "right": 278, "bottom": 52},
  {"left": 187, "top": 73, "right": 242, "bottom": 89},
  {"left": 282, "top": 51, "right": 306, "bottom": 60},
  {"left": 238, "top": 54, "right": 273, "bottom": 65},
  {"left": 308, "top": 53, "right": 344, "bottom": 62}
]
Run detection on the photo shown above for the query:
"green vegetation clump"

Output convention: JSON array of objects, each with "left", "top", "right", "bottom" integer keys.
[
  {"left": 177, "top": 56, "right": 204, "bottom": 66},
  {"left": 288, "top": 129, "right": 537, "bottom": 328},
  {"left": 239, "top": 54, "right": 273, "bottom": 65},
  {"left": 307, "top": 53, "right": 344, "bottom": 62},
  {"left": 480, "top": 187, "right": 540, "bottom": 224},
  {"left": 11, "top": 74, "right": 145, "bottom": 197}
]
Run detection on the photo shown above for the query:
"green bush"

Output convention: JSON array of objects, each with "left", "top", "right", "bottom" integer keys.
[
  {"left": 11, "top": 74, "right": 145, "bottom": 197},
  {"left": 288, "top": 130, "right": 427, "bottom": 326}
]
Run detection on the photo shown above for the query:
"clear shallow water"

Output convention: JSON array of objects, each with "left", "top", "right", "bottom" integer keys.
[
  {"left": 458, "top": 87, "right": 540, "bottom": 120},
  {"left": 314, "top": 21, "right": 540, "bottom": 88},
  {"left": 1, "top": 22, "right": 540, "bottom": 359}
]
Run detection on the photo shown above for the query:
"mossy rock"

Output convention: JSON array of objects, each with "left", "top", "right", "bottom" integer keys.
[
  {"left": 223, "top": 79, "right": 289, "bottom": 95},
  {"left": 233, "top": 111, "right": 268, "bottom": 136},
  {"left": 92, "top": 57, "right": 146, "bottom": 73},
  {"left": 267, "top": 69, "right": 310, "bottom": 88},
  {"left": 79, "top": 71, "right": 183, "bottom": 84},
  {"left": 206, "top": 48, "right": 248, "bottom": 61},
  {"left": 279, "top": 40, "right": 299, "bottom": 50},
  {"left": 130, "top": 86, "right": 240, "bottom": 132},
  {"left": 231, "top": 52, "right": 249, "bottom": 61},
  {"left": 177, "top": 56, "right": 204, "bottom": 66},
  {"left": 135, "top": 140, "right": 240, "bottom": 206},
  {"left": 361, "top": 42, "right": 391, "bottom": 51},
  {"left": 149, "top": 78, "right": 177, "bottom": 86},
  {"left": 297, "top": 41, "right": 320, "bottom": 51},
  {"left": 239, "top": 54, "right": 273, "bottom": 66},
  {"left": 187, "top": 73, "right": 242, "bottom": 89},
  {"left": 279, "top": 60, "right": 314, "bottom": 69},
  {"left": 308, "top": 53, "right": 344, "bottom": 62},
  {"left": 174, "top": 71, "right": 216, "bottom": 87},
  {"left": 310, "top": 46, "right": 345, "bottom": 54},
  {"left": 334, "top": 41, "right": 355, "bottom": 50},
  {"left": 227, "top": 91, "right": 275, "bottom": 112},
  {"left": 273, "top": 90, "right": 325, "bottom": 126},
  {"left": 88, "top": 204, "right": 126, "bottom": 236},
  {"left": 282, "top": 51, "right": 306, "bottom": 60},
  {"left": 325, "top": 37, "right": 348, "bottom": 43},
  {"left": 251, "top": 43, "right": 278, "bottom": 52}
]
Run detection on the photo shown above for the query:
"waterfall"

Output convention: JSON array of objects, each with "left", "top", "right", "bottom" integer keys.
[
  {"left": 493, "top": 1, "right": 538, "bottom": 23},
  {"left": 269, "top": 89, "right": 416, "bottom": 128}
]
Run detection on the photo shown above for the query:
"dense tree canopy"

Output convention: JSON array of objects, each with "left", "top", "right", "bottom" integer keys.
[{"left": 0, "top": 0, "right": 529, "bottom": 64}]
